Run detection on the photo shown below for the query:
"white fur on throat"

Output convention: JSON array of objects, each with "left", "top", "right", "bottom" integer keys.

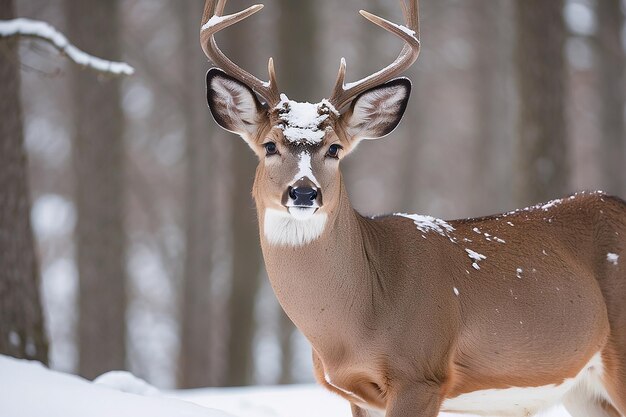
[{"left": 264, "top": 208, "right": 327, "bottom": 246}]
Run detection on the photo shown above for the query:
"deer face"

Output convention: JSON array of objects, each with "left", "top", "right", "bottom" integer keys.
[{"left": 206, "top": 69, "right": 411, "bottom": 245}]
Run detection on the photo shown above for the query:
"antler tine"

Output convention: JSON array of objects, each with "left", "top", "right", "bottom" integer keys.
[
  {"left": 330, "top": 0, "right": 420, "bottom": 111},
  {"left": 200, "top": 0, "right": 281, "bottom": 107}
]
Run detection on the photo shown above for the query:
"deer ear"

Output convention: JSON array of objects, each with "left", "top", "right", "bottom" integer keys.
[
  {"left": 206, "top": 68, "right": 264, "bottom": 139},
  {"left": 340, "top": 78, "right": 411, "bottom": 141}
]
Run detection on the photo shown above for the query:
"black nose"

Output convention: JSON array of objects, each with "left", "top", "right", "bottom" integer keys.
[{"left": 289, "top": 186, "right": 318, "bottom": 206}]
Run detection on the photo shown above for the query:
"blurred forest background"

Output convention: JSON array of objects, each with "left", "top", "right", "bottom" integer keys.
[{"left": 1, "top": 0, "right": 625, "bottom": 389}]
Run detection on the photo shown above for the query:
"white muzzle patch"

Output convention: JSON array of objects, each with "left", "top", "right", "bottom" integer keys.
[{"left": 264, "top": 208, "right": 327, "bottom": 247}]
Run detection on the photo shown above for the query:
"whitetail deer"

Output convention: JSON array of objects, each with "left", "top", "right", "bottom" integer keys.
[{"left": 200, "top": 1, "right": 626, "bottom": 416}]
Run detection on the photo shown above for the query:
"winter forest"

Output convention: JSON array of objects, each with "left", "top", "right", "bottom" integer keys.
[{"left": 1, "top": 0, "right": 626, "bottom": 416}]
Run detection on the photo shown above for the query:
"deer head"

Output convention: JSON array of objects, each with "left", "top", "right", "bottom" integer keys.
[{"left": 201, "top": 0, "right": 420, "bottom": 246}]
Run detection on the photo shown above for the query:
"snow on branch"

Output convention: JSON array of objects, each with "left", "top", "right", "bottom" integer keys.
[{"left": 0, "top": 18, "right": 134, "bottom": 76}]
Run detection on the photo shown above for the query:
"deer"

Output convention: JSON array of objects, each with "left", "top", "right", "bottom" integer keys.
[{"left": 199, "top": 1, "right": 626, "bottom": 416}]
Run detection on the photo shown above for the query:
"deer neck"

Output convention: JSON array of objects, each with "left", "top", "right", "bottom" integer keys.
[{"left": 258, "top": 176, "right": 376, "bottom": 343}]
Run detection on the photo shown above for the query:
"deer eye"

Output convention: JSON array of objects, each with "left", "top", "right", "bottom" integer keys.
[
  {"left": 326, "top": 144, "right": 342, "bottom": 158},
  {"left": 264, "top": 142, "right": 278, "bottom": 156}
]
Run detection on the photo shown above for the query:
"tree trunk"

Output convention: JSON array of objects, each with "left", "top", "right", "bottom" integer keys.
[
  {"left": 0, "top": 0, "right": 49, "bottom": 365},
  {"left": 471, "top": 0, "right": 514, "bottom": 213},
  {"left": 65, "top": 0, "right": 127, "bottom": 379},
  {"left": 178, "top": 0, "right": 217, "bottom": 389},
  {"left": 514, "top": 0, "right": 569, "bottom": 205},
  {"left": 596, "top": 0, "right": 625, "bottom": 196},
  {"left": 222, "top": 0, "right": 264, "bottom": 387}
]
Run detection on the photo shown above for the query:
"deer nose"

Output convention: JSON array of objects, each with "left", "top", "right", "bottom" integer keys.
[{"left": 289, "top": 186, "right": 318, "bottom": 205}]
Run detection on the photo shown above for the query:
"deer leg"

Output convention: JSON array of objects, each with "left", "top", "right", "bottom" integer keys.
[
  {"left": 384, "top": 384, "right": 441, "bottom": 417},
  {"left": 563, "top": 389, "right": 622, "bottom": 417},
  {"left": 351, "top": 403, "right": 384, "bottom": 417},
  {"left": 604, "top": 363, "right": 626, "bottom": 416},
  {"left": 601, "top": 334, "right": 626, "bottom": 416}
]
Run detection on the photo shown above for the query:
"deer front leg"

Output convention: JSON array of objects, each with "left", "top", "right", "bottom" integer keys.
[
  {"left": 384, "top": 384, "right": 441, "bottom": 417},
  {"left": 351, "top": 403, "right": 373, "bottom": 417}
]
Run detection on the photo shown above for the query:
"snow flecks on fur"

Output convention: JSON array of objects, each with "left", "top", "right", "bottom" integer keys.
[
  {"left": 607, "top": 253, "right": 619, "bottom": 266},
  {"left": 394, "top": 213, "right": 455, "bottom": 238},
  {"left": 516, "top": 268, "right": 523, "bottom": 278},
  {"left": 501, "top": 190, "right": 607, "bottom": 218},
  {"left": 453, "top": 287, "right": 460, "bottom": 296},
  {"left": 540, "top": 199, "right": 562, "bottom": 211},
  {"left": 275, "top": 94, "right": 337, "bottom": 145},
  {"left": 465, "top": 249, "right": 486, "bottom": 270},
  {"left": 468, "top": 227, "right": 505, "bottom": 245}
]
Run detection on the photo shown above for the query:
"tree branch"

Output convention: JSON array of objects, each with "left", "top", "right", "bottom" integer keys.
[{"left": 0, "top": 18, "right": 134, "bottom": 76}]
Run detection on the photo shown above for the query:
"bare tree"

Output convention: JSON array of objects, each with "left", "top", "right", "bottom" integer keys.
[
  {"left": 178, "top": 0, "right": 217, "bottom": 388},
  {"left": 0, "top": 0, "right": 49, "bottom": 365},
  {"left": 65, "top": 0, "right": 127, "bottom": 379},
  {"left": 514, "top": 0, "right": 569, "bottom": 205},
  {"left": 221, "top": 0, "right": 264, "bottom": 387},
  {"left": 470, "top": 0, "right": 514, "bottom": 213},
  {"left": 596, "top": 0, "right": 625, "bottom": 196}
]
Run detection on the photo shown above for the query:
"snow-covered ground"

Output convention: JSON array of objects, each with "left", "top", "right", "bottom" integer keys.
[{"left": 0, "top": 355, "right": 571, "bottom": 417}]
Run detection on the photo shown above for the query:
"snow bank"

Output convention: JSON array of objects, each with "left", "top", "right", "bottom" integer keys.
[
  {"left": 172, "top": 385, "right": 351, "bottom": 417},
  {"left": 0, "top": 355, "right": 571, "bottom": 417},
  {"left": 174, "top": 386, "right": 571, "bottom": 417},
  {"left": 0, "top": 355, "right": 230, "bottom": 417}
]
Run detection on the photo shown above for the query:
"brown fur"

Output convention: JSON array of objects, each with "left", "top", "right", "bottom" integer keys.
[{"left": 259, "top": 180, "right": 626, "bottom": 416}]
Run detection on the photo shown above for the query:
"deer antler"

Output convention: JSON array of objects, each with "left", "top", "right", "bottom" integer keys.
[
  {"left": 329, "top": 0, "right": 420, "bottom": 111},
  {"left": 200, "top": 0, "right": 280, "bottom": 107}
]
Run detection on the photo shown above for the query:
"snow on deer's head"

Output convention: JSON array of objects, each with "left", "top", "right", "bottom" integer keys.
[
  {"left": 201, "top": 0, "right": 419, "bottom": 246},
  {"left": 206, "top": 70, "right": 411, "bottom": 245}
]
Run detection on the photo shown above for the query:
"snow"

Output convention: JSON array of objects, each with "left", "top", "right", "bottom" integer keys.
[
  {"left": 200, "top": 4, "right": 264, "bottom": 32},
  {"left": 453, "top": 287, "right": 460, "bottom": 296},
  {"left": 465, "top": 248, "right": 486, "bottom": 270},
  {"left": 503, "top": 192, "right": 606, "bottom": 217},
  {"left": 201, "top": 14, "right": 229, "bottom": 32},
  {"left": 174, "top": 385, "right": 350, "bottom": 417},
  {"left": 94, "top": 371, "right": 160, "bottom": 396},
  {"left": 0, "top": 18, "right": 134, "bottom": 75},
  {"left": 386, "top": 19, "right": 417, "bottom": 39},
  {"left": 395, "top": 213, "right": 455, "bottom": 237},
  {"left": 516, "top": 268, "right": 523, "bottom": 278},
  {"left": 275, "top": 94, "right": 337, "bottom": 145},
  {"left": 540, "top": 199, "right": 562, "bottom": 211},
  {"left": 0, "top": 355, "right": 574, "bottom": 417},
  {"left": 0, "top": 355, "right": 230, "bottom": 417},
  {"left": 607, "top": 253, "right": 619, "bottom": 266}
]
